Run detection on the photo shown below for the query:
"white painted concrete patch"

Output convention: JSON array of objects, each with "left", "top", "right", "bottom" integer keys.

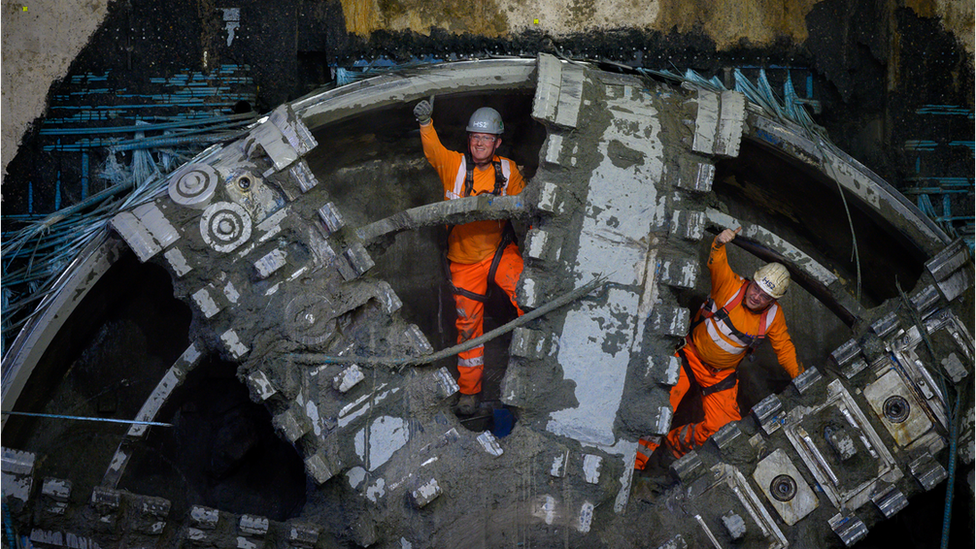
[
  {"left": 546, "top": 287, "right": 639, "bottom": 446},
  {"left": 355, "top": 416, "right": 410, "bottom": 471}
]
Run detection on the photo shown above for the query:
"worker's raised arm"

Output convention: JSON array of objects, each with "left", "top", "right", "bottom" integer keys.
[
  {"left": 707, "top": 227, "right": 743, "bottom": 296},
  {"left": 414, "top": 98, "right": 463, "bottom": 189}
]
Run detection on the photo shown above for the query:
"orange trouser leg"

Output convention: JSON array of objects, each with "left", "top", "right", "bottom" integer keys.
[
  {"left": 635, "top": 351, "right": 693, "bottom": 469},
  {"left": 450, "top": 244, "right": 524, "bottom": 395},
  {"left": 492, "top": 243, "right": 525, "bottom": 316},
  {"left": 664, "top": 350, "right": 740, "bottom": 458}
]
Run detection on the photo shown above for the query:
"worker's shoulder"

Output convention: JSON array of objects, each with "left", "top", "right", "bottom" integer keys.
[{"left": 498, "top": 155, "right": 523, "bottom": 173}]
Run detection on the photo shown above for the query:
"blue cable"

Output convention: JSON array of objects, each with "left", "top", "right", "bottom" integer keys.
[
  {"left": 940, "top": 382, "right": 965, "bottom": 549},
  {"left": 2, "top": 500, "right": 16, "bottom": 549}
]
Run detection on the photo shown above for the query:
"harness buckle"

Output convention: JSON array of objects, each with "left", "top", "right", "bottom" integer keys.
[{"left": 674, "top": 337, "right": 688, "bottom": 353}]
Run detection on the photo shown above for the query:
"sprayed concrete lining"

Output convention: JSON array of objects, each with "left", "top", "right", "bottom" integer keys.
[{"left": 292, "top": 58, "right": 538, "bottom": 131}]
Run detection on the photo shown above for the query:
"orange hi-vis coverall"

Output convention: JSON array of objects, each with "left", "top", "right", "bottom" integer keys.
[
  {"left": 421, "top": 122, "right": 526, "bottom": 395},
  {"left": 635, "top": 236, "right": 801, "bottom": 469}
]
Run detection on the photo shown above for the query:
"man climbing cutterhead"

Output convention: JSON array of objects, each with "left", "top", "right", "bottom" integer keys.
[
  {"left": 635, "top": 226, "right": 803, "bottom": 473},
  {"left": 413, "top": 98, "right": 526, "bottom": 416}
]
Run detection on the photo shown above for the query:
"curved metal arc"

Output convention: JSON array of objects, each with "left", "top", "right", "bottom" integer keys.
[
  {"left": 744, "top": 113, "right": 950, "bottom": 257},
  {"left": 704, "top": 208, "right": 865, "bottom": 327},
  {"left": 291, "top": 58, "right": 539, "bottom": 132},
  {"left": 1, "top": 231, "right": 125, "bottom": 424}
]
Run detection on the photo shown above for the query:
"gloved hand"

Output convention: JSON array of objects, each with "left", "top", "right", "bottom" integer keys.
[{"left": 413, "top": 99, "right": 432, "bottom": 125}]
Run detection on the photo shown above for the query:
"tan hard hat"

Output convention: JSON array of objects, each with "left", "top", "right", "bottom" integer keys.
[{"left": 754, "top": 262, "right": 790, "bottom": 299}]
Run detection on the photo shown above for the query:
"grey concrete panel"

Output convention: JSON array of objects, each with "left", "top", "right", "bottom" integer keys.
[
  {"left": 554, "top": 63, "right": 585, "bottom": 129},
  {"left": 532, "top": 54, "right": 562, "bottom": 123},
  {"left": 715, "top": 90, "right": 746, "bottom": 157},
  {"left": 692, "top": 89, "right": 719, "bottom": 154},
  {"left": 546, "top": 287, "right": 640, "bottom": 447},
  {"left": 109, "top": 211, "right": 162, "bottom": 261},
  {"left": 754, "top": 449, "right": 819, "bottom": 526}
]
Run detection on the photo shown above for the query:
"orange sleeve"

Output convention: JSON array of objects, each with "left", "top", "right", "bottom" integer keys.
[
  {"left": 707, "top": 237, "right": 745, "bottom": 300},
  {"left": 690, "top": 238, "right": 745, "bottom": 367},
  {"left": 420, "top": 122, "right": 462, "bottom": 196},
  {"left": 699, "top": 236, "right": 801, "bottom": 377},
  {"left": 768, "top": 311, "right": 802, "bottom": 378}
]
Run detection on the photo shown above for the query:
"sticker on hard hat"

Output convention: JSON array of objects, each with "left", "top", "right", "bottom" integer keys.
[{"left": 472, "top": 121, "right": 489, "bottom": 128}]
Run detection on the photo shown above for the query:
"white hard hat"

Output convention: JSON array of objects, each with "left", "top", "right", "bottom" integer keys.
[
  {"left": 466, "top": 107, "right": 504, "bottom": 134},
  {"left": 754, "top": 262, "right": 790, "bottom": 299}
]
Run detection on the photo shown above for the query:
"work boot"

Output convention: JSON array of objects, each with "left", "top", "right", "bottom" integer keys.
[
  {"left": 631, "top": 473, "right": 678, "bottom": 502},
  {"left": 644, "top": 442, "right": 678, "bottom": 477},
  {"left": 632, "top": 444, "right": 680, "bottom": 502},
  {"left": 456, "top": 393, "right": 479, "bottom": 416}
]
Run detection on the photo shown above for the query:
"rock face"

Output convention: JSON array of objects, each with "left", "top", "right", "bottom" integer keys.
[
  {"left": 1, "top": 0, "right": 111, "bottom": 176},
  {"left": 2, "top": 56, "right": 973, "bottom": 548}
]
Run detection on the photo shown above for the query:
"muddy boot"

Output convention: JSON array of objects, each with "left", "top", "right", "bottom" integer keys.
[
  {"left": 632, "top": 445, "right": 679, "bottom": 501},
  {"left": 644, "top": 443, "right": 678, "bottom": 476},
  {"left": 456, "top": 393, "right": 479, "bottom": 416},
  {"left": 632, "top": 473, "right": 678, "bottom": 502}
]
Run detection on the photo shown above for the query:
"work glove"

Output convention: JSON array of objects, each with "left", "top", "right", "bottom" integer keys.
[{"left": 413, "top": 99, "right": 432, "bottom": 125}]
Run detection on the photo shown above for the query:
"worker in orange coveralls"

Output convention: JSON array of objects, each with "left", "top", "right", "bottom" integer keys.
[
  {"left": 635, "top": 226, "right": 803, "bottom": 470},
  {"left": 413, "top": 99, "right": 525, "bottom": 416}
]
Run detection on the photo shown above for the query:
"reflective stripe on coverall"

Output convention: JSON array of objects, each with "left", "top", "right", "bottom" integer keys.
[{"left": 635, "top": 342, "right": 741, "bottom": 468}]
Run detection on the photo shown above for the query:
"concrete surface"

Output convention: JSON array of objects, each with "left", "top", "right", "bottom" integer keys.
[
  {"left": 1, "top": 0, "right": 110, "bottom": 180},
  {"left": 338, "top": 0, "right": 974, "bottom": 56},
  {"left": 0, "top": 2, "right": 973, "bottom": 547}
]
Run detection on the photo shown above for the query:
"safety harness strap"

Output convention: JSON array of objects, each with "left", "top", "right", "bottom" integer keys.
[
  {"left": 463, "top": 152, "right": 506, "bottom": 199},
  {"left": 445, "top": 226, "right": 514, "bottom": 303},
  {"left": 679, "top": 348, "right": 738, "bottom": 397},
  {"left": 689, "top": 281, "right": 772, "bottom": 354},
  {"left": 445, "top": 154, "right": 513, "bottom": 303}
]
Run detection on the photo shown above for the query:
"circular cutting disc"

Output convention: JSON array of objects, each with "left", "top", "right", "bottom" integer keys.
[
  {"left": 284, "top": 293, "right": 337, "bottom": 346},
  {"left": 169, "top": 163, "right": 220, "bottom": 209},
  {"left": 200, "top": 201, "right": 252, "bottom": 253}
]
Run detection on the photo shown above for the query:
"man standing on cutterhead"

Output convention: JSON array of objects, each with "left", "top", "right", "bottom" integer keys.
[
  {"left": 413, "top": 99, "right": 526, "bottom": 416},
  {"left": 636, "top": 226, "right": 803, "bottom": 470}
]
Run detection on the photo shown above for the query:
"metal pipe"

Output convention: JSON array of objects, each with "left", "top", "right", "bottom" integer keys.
[
  {"left": 802, "top": 434, "right": 840, "bottom": 486},
  {"left": 292, "top": 275, "right": 606, "bottom": 368},
  {"left": 694, "top": 514, "right": 723, "bottom": 549}
]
